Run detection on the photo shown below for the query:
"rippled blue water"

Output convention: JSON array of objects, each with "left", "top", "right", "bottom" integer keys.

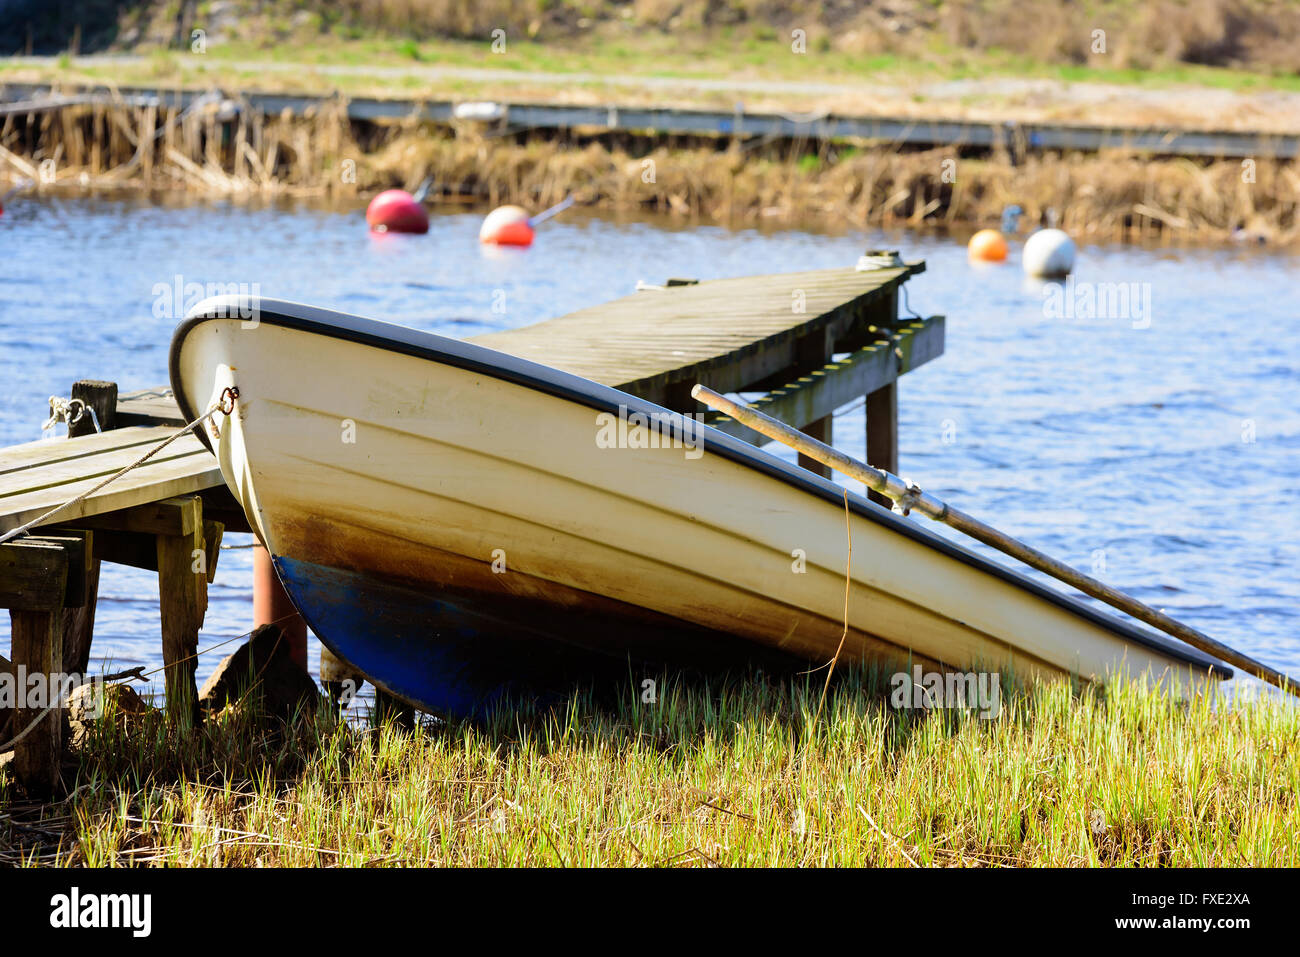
[{"left": 2, "top": 195, "right": 1296, "bottom": 699}]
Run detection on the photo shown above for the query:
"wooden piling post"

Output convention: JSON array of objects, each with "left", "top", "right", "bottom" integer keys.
[
  {"left": 796, "top": 326, "right": 835, "bottom": 480},
  {"left": 799, "top": 416, "right": 833, "bottom": 479},
  {"left": 50, "top": 495, "right": 220, "bottom": 727},
  {"left": 10, "top": 602, "right": 63, "bottom": 797},
  {"left": 68, "top": 380, "right": 117, "bottom": 438},
  {"left": 61, "top": 380, "right": 117, "bottom": 674},
  {"left": 865, "top": 384, "right": 898, "bottom": 510},
  {"left": 2, "top": 535, "right": 88, "bottom": 798},
  {"left": 152, "top": 497, "right": 207, "bottom": 726},
  {"left": 864, "top": 288, "right": 901, "bottom": 509}
]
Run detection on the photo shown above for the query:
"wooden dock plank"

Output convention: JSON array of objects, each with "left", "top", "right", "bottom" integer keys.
[
  {"left": 0, "top": 428, "right": 222, "bottom": 536},
  {"left": 75, "top": 264, "right": 925, "bottom": 440},
  {"left": 705, "top": 316, "right": 945, "bottom": 445},
  {"left": 116, "top": 387, "right": 188, "bottom": 427},
  {"left": 472, "top": 264, "right": 922, "bottom": 402},
  {"left": 0, "top": 425, "right": 191, "bottom": 474}
]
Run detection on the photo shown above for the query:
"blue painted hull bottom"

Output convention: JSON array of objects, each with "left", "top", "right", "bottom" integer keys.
[{"left": 274, "top": 556, "right": 803, "bottom": 719}]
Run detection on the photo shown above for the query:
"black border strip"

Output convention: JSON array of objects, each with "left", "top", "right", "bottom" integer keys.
[{"left": 169, "top": 296, "right": 1227, "bottom": 675}]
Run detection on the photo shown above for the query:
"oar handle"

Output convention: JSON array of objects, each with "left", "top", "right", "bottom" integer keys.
[{"left": 691, "top": 384, "right": 1300, "bottom": 698}]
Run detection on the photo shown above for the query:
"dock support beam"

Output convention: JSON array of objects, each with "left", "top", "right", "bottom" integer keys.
[
  {"left": 61, "top": 380, "right": 117, "bottom": 675},
  {"left": 798, "top": 417, "right": 833, "bottom": 480},
  {"left": 10, "top": 603, "right": 63, "bottom": 797},
  {"left": 2, "top": 534, "right": 89, "bottom": 798},
  {"left": 156, "top": 497, "right": 207, "bottom": 727},
  {"left": 865, "top": 382, "right": 898, "bottom": 510},
  {"left": 53, "top": 494, "right": 223, "bottom": 727},
  {"left": 795, "top": 326, "right": 835, "bottom": 480}
]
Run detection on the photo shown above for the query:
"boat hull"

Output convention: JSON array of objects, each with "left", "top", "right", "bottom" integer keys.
[
  {"left": 171, "top": 299, "right": 1225, "bottom": 717},
  {"left": 273, "top": 555, "right": 809, "bottom": 716}
]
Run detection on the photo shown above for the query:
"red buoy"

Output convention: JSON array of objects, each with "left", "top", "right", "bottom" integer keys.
[
  {"left": 366, "top": 189, "right": 429, "bottom": 234},
  {"left": 479, "top": 205, "right": 535, "bottom": 247}
]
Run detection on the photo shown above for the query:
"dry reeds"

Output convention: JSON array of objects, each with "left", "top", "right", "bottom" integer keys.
[
  {"left": 0, "top": 91, "right": 361, "bottom": 199},
  {"left": 2, "top": 96, "right": 1296, "bottom": 244}
]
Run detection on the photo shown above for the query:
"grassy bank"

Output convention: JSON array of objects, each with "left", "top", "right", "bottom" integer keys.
[
  {"left": 8, "top": 0, "right": 1300, "bottom": 77},
  {"left": 5, "top": 0, "right": 1300, "bottom": 135},
  {"left": 2, "top": 670, "right": 1297, "bottom": 866}
]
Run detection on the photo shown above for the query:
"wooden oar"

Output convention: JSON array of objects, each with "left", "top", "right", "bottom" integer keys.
[{"left": 692, "top": 383, "right": 1300, "bottom": 698}]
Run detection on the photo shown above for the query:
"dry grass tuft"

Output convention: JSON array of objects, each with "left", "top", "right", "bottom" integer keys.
[{"left": 3, "top": 669, "right": 1298, "bottom": 867}]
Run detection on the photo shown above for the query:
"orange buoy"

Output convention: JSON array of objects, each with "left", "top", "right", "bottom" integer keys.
[
  {"left": 479, "top": 205, "right": 535, "bottom": 247},
  {"left": 366, "top": 189, "right": 429, "bottom": 234},
  {"left": 967, "top": 228, "right": 1008, "bottom": 263}
]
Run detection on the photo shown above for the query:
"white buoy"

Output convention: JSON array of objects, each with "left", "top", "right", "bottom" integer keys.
[
  {"left": 479, "top": 204, "right": 534, "bottom": 246},
  {"left": 1022, "top": 227, "right": 1076, "bottom": 279}
]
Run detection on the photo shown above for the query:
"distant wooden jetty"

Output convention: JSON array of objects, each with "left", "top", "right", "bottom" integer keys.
[
  {"left": 0, "top": 258, "right": 941, "bottom": 796},
  {"left": 2, "top": 80, "right": 1295, "bottom": 160}
]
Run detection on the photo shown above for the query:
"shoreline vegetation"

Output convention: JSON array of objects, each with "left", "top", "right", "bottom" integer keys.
[
  {"left": 7, "top": 0, "right": 1300, "bottom": 83},
  {"left": 1, "top": 92, "right": 1296, "bottom": 244},
  {"left": 2, "top": 670, "right": 1297, "bottom": 866},
  {"left": 1, "top": 0, "right": 1297, "bottom": 243}
]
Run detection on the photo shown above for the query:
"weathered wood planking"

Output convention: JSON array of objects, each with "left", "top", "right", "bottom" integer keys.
[
  {"left": 706, "top": 315, "right": 944, "bottom": 445},
  {"left": 472, "top": 264, "right": 924, "bottom": 404},
  {"left": 116, "top": 387, "right": 188, "bottom": 427},
  {"left": 0, "top": 426, "right": 223, "bottom": 536}
]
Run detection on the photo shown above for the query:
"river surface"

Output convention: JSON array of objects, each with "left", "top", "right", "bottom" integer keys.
[{"left": 1, "top": 195, "right": 1296, "bottom": 703}]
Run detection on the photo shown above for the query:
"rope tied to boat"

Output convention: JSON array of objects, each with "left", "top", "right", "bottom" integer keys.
[
  {"left": 42, "top": 396, "right": 101, "bottom": 436},
  {"left": 0, "top": 387, "right": 238, "bottom": 546}
]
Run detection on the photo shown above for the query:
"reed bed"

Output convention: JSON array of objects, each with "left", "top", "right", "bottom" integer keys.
[
  {"left": 1, "top": 96, "right": 1296, "bottom": 243},
  {"left": 2, "top": 669, "right": 1297, "bottom": 867},
  {"left": 0, "top": 93, "right": 357, "bottom": 199}
]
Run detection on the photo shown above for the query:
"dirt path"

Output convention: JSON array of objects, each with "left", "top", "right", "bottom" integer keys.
[{"left": 4, "top": 54, "right": 1300, "bottom": 134}]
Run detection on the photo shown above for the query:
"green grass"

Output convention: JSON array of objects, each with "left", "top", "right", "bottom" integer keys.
[
  {"left": 3, "top": 669, "right": 1297, "bottom": 866},
  {"left": 3, "top": 27, "right": 1297, "bottom": 100},
  {"left": 185, "top": 36, "right": 1300, "bottom": 92}
]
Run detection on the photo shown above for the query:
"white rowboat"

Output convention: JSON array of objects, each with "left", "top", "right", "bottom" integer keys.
[{"left": 171, "top": 298, "right": 1225, "bottom": 716}]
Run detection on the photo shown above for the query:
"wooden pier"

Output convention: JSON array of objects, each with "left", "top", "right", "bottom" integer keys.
[{"left": 0, "top": 257, "right": 941, "bottom": 796}]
